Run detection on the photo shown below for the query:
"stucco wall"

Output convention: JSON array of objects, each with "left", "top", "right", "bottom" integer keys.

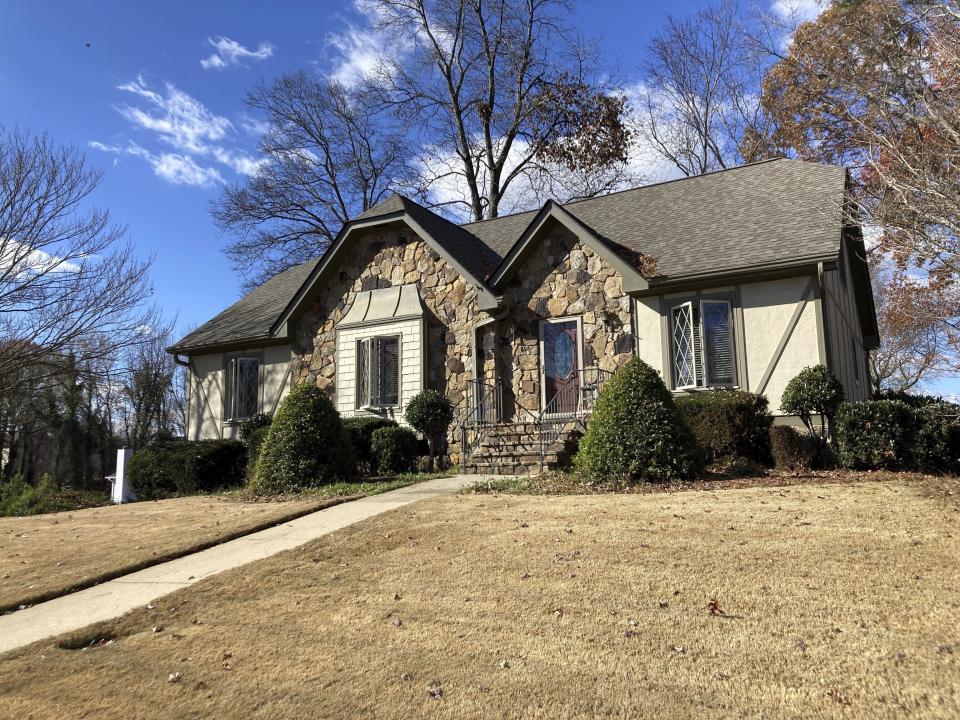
[
  {"left": 739, "top": 275, "right": 822, "bottom": 414},
  {"left": 186, "top": 345, "right": 292, "bottom": 440},
  {"left": 335, "top": 317, "right": 426, "bottom": 421}
]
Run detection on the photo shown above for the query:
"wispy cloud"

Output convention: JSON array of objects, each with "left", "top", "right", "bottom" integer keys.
[
  {"left": 115, "top": 74, "right": 232, "bottom": 154},
  {"left": 770, "top": 0, "right": 826, "bottom": 23},
  {"left": 89, "top": 141, "right": 225, "bottom": 187},
  {"left": 325, "top": 0, "right": 402, "bottom": 87},
  {"left": 200, "top": 36, "right": 274, "bottom": 70},
  {"left": 91, "top": 76, "right": 262, "bottom": 188}
]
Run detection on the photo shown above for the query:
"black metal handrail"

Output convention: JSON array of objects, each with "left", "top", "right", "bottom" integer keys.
[
  {"left": 537, "top": 367, "right": 611, "bottom": 470},
  {"left": 458, "top": 379, "right": 502, "bottom": 470}
]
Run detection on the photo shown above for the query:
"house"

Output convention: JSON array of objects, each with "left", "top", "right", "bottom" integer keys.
[{"left": 168, "top": 159, "right": 878, "bottom": 473}]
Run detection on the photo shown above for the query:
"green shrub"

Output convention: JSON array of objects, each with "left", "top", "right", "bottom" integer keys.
[
  {"left": 244, "top": 425, "right": 271, "bottom": 479},
  {"left": 250, "top": 384, "right": 356, "bottom": 494},
  {"left": 405, "top": 390, "right": 455, "bottom": 470},
  {"left": 238, "top": 413, "right": 272, "bottom": 442},
  {"left": 370, "top": 426, "right": 419, "bottom": 475},
  {"left": 129, "top": 439, "right": 247, "bottom": 499},
  {"left": 343, "top": 416, "right": 399, "bottom": 471},
  {"left": 769, "top": 426, "right": 821, "bottom": 472},
  {"left": 676, "top": 390, "right": 773, "bottom": 465},
  {"left": 0, "top": 474, "right": 109, "bottom": 517},
  {"left": 836, "top": 399, "right": 960, "bottom": 473},
  {"left": 781, "top": 365, "right": 845, "bottom": 438},
  {"left": 574, "top": 358, "right": 702, "bottom": 483}
]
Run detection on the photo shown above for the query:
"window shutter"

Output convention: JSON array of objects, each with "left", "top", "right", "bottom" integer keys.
[
  {"left": 356, "top": 339, "right": 369, "bottom": 408},
  {"left": 228, "top": 357, "right": 238, "bottom": 419},
  {"left": 701, "top": 301, "right": 734, "bottom": 386},
  {"left": 380, "top": 337, "right": 399, "bottom": 406}
]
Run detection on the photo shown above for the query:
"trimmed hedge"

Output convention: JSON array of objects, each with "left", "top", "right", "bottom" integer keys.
[
  {"left": 575, "top": 358, "right": 702, "bottom": 483},
  {"left": 370, "top": 426, "right": 419, "bottom": 475},
  {"left": 343, "top": 416, "right": 399, "bottom": 471},
  {"left": 836, "top": 399, "right": 960, "bottom": 473},
  {"left": 128, "top": 439, "right": 247, "bottom": 499},
  {"left": 676, "top": 390, "right": 773, "bottom": 465},
  {"left": 781, "top": 365, "right": 845, "bottom": 436},
  {"left": 250, "top": 384, "right": 356, "bottom": 494},
  {"left": 238, "top": 413, "right": 272, "bottom": 442},
  {"left": 404, "top": 390, "right": 454, "bottom": 469},
  {"left": 770, "top": 426, "right": 820, "bottom": 472}
]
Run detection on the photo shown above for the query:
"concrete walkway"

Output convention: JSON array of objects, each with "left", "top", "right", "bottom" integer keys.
[{"left": 0, "top": 475, "right": 477, "bottom": 654}]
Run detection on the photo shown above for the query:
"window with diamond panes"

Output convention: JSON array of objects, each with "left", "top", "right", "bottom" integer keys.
[
  {"left": 229, "top": 357, "right": 260, "bottom": 420},
  {"left": 356, "top": 336, "right": 400, "bottom": 408},
  {"left": 671, "top": 302, "right": 697, "bottom": 388},
  {"left": 670, "top": 299, "right": 736, "bottom": 390}
]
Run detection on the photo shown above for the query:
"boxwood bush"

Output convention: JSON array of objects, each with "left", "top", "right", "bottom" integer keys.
[
  {"left": 676, "top": 390, "right": 773, "bottom": 465},
  {"left": 780, "top": 365, "right": 845, "bottom": 438},
  {"left": 575, "top": 358, "right": 702, "bottom": 483},
  {"left": 404, "top": 389, "right": 454, "bottom": 470},
  {"left": 769, "top": 426, "right": 821, "bottom": 472},
  {"left": 836, "top": 398, "right": 960, "bottom": 473},
  {"left": 249, "top": 384, "right": 356, "bottom": 494},
  {"left": 244, "top": 425, "right": 271, "bottom": 480},
  {"left": 343, "top": 416, "right": 399, "bottom": 472},
  {"left": 128, "top": 439, "right": 247, "bottom": 499},
  {"left": 370, "top": 426, "right": 419, "bottom": 475}
]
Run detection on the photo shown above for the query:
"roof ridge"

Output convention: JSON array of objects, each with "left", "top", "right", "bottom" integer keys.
[{"left": 458, "top": 157, "right": 830, "bottom": 228}]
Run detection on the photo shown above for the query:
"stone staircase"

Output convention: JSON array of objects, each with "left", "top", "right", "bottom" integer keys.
[{"left": 461, "top": 421, "right": 583, "bottom": 476}]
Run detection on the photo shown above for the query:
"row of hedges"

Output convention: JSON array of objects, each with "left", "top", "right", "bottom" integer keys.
[
  {"left": 128, "top": 439, "right": 248, "bottom": 499},
  {"left": 836, "top": 398, "right": 960, "bottom": 473},
  {"left": 0, "top": 474, "right": 110, "bottom": 517}
]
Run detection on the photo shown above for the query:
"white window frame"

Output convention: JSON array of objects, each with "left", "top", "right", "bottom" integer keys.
[
  {"left": 356, "top": 335, "right": 401, "bottom": 410},
  {"left": 226, "top": 355, "right": 261, "bottom": 422},
  {"left": 670, "top": 298, "right": 738, "bottom": 391},
  {"left": 670, "top": 301, "right": 698, "bottom": 390}
]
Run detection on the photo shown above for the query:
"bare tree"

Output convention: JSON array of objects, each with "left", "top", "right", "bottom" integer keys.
[
  {"left": 753, "top": 0, "right": 960, "bottom": 383},
  {"left": 0, "top": 128, "right": 157, "bottom": 398},
  {"left": 366, "top": 0, "right": 634, "bottom": 220},
  {"left": 634, "top": 0, "right": 766, "bottom": 177},
  {"left": 212, "top": 73, "right": 410, "bottom": 289}
]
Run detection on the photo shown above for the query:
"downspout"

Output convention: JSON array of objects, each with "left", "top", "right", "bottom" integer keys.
[{"left": 173, "top": 354, "right": 191, "bottom": 440}]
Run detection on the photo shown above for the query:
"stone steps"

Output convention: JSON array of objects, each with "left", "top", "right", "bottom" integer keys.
[{"left": 461, "top": 420, "right": 584, "bottom": 475}]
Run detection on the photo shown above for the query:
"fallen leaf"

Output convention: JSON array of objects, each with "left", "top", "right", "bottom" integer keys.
[{"left": 168, "top": 672, "right": 182, "bottom": 684}]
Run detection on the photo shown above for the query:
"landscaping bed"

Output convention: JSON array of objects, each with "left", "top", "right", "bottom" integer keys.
[
  {"left": 0, "top": 479, "right": 419, "bottom": 613},
  {"left": 1, "top": 477, "right": 957, "bottom": 718}
]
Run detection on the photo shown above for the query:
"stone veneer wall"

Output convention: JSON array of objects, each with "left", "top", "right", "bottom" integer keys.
[
  {"left": 497, "top": 225, "right": 634, "bottom": 419},
  {"left": 292, "top": 227, "right": 483, "bottom": 458}
]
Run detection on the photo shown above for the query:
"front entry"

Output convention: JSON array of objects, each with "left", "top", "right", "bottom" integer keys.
[{"left": 540, "top": 318, "right": 582, "bottom": 415}]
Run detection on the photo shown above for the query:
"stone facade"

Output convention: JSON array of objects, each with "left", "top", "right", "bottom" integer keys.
[
  {"left": 495, "top": 225, "right": 634, "bottom": 419},
  {"left": 291, "top": 222, "right": 635, "bottom": 462},
  {"left": 292, "top": 227, "right": 482, "bottom": 420}
]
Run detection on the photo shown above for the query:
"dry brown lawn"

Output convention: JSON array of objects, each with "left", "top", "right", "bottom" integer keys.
[
  {"left": 0, "top": 495, "right": 346, "bottom": 611},
  {"left": 1, "top": 476, "right": 958, "bottom": 719}
]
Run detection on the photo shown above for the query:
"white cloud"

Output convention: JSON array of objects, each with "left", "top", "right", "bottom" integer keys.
[
  {"left": 0, "top": 240, "right": 82, "bottom": 277},
  {"left": 771, "top": 0, "right": 826, "bottom": 23},
  {"left": 89, "top": 141, "right": 224, "bottom": 187},
  {"left": 327, "top": 24, "right": 386, "bottom": 86},
  {"left": 200, "top": 36, "right": 274, "bottom": 70},
  {"left": 115, "top": 74, "right": 232, "bottom": 154},
  {"left": 93, "top": 76, "right": 265, "bottom": 188}
]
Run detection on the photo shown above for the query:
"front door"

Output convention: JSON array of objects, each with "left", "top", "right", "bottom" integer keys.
[{"left": 541, "top": 318, "right": 581, "bottom": 415}]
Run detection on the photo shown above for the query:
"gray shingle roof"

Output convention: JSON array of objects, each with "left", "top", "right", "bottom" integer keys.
[
  {"left": 173, "top": 159, "right": 849, "bottom": 352},
  {"left": 468, "top": 158, "right": 848, "bottom": 280},
  {"left": 168, "top": 259, "right": 320, "bottom": 352}
]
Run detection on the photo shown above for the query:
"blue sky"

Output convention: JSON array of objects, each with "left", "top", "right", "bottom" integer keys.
[
  {"left": 9, "top": 0, "right": 952, "bottom": 395},
  {"left": 1, "top": 0, "right": 719, "bottom": 335}
]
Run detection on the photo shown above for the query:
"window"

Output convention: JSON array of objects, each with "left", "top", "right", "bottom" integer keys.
[
  {"left": 670, "top": 299, "right": 736, "bottom": 390},
  {"left": 227, "top": 357, "right": 260, "bottom": 420},
  {"left": 356, "top": 336, "right": 400, "bottom": 408}
]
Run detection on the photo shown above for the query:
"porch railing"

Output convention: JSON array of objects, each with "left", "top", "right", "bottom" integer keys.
[
  {"left": 537, "top": 367, "right": 611, "bottom": 470},
  {"left": 457, "top": 379, "right": 502, "bottom": 471}
]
